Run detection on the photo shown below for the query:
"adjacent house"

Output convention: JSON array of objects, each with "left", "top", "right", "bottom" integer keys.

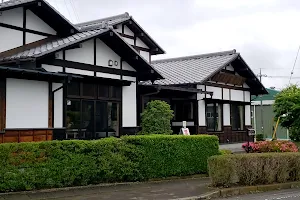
[
  {"left": 139, "top": 50, "right": 267, "bottom": 143},
  {"left": 0, "top": 0, "right": 164, "bottom": 142},
  {"left": 251, "top": 88, "right": 289, "bottom": 140}
]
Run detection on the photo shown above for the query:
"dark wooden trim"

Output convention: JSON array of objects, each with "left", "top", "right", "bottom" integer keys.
[
  {"left": 205, "top": 82, "right": 251, "bottom": 91},
  {"left": 132, "top": 45, "right": 150, "bottom": 52},
  {"left": 43, "top": 59, "right": 137, "bottom": 77},
  {"left": 205, "top": 98, "right": 251, "bottom": 105},
  {"left": 122, "top": 24, "right": 124, "bottom": 34},
  {"left": 204, "top": 85, "right": 207, "bottom": 99},
  {"left": 48, "top": 82, "right": 52, "bottom": 128},
  {"left": 23, "top": 7, "right": 26, "bottom": 45},
  {"left": 0, "top": 79, "right": 6, "bottom": 131},
  {"left": 62, "top": 51, "right": 66, "bottom": 72},
  {"left": 221, "top": 88, "right": 224, "bottom": 100},
  {"left": 120, "top": 58, "right": 123, "bottom": 80},
  {"left": 119, "top": 33, "right": 135, "bottom": 40},
  {"left": 0, "top": 22, "right": 54, "bottom": 37},
  {"left": 93, "top": 38, "right": 96, "bottom": 76}
]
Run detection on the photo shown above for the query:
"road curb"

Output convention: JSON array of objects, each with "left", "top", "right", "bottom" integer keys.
[{"left": 177, "top": 181, "right": 300, "bottom": 200}]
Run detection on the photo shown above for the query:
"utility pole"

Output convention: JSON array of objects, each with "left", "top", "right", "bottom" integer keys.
[{"left": 257, "top": 68, "right": 267, "bottom": 137}]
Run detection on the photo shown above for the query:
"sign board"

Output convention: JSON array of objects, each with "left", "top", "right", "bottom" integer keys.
[
  {"left": 180, "top": 128, "right": 190, "bottom": 136},
  {"left": 247, "top": 128, "right": 255, "bottom": 136}
]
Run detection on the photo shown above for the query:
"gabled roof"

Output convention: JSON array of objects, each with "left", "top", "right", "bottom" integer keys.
[
  {"left": 146, "top": 50, "right": 267, "bottom": 95},
  {"left": 0, "top": 0, "right": 77, "bottom": 36},
  {"left": 75, "top": 13, "right": 165, "bottom": 55}
]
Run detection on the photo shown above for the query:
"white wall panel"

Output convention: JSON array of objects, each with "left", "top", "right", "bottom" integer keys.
[
  {"left": 244, "top": 91, "right": 250, "bottom": 102},
  {"left": 223, "top": 88, "right": 230, "bottom": 100},
  {"left": 243, "top": 83, "right": 250, "bottom": 88},
  {"left": 26, "top": 33, "right": 46, "bottom": 44},
  {"left": 65, "top": 68, "right": 94, "bottom": 76},
  {"left": 123, "top": 81, "right": 137, "bottom": 127},
  {"left": 230, "top": 89, "right": 244, "bottom": 101},
  {"left": 53, "top": 83, "right": 63, "bottom": 128},
  {"left": 122, "top": 37, "right": 135, "bottom": 45},
  {"left": 136, "top": 37, "right": 148, "bottom": 48},
  {"left": 225, "top": 64, "right": 234, "bottom": 71},
  {"left": 0, "top": 27, "right": 22, "bottom": 52},
  {"left": 245, "top": 105, "right": 251, "bottom": 125},
  {"left": 140, "top": 50, "right": 150, "bottom": 62},
  {"left": 96, "top": 72, "right": 120, "bottom": 80},
  {"left": 122, "top": 61, "right": 136, "bottom": 71},
  {"left": 6, "top": 79, "right": 48, "bottom": 128},
  {"left": 123, "top": 76, "right": 136, "bottom": 81},
  {"left": 42, "top": 64, "right": 63, "bottom": 73},
  {"left": 223, "top": 104, "right": 231, "bottom": 125},
  {"left": 206, "top": 86, "right": 222, "bottom": 100},
  {"left": 197, "top": 85, "right": 205, "bottom": 100},
  {"left": 0, "top": 8, "right": 23, "bottom": 27},
  {"left": 123, "top": 25, "right": 134, "bottom": 36},
  {"left": 115, "top": 25, "right": 122, "bottom": 33},
  {"left": 198, "top": 100, "right": 206, "bottom": 126},
  {"left": 96, "top": 39, "right": 121, "bottom": 68},
  {"left": 65, "top": 40, "right": 93, "bottom": 65},
  {"left": 26, "top": 10, "right": 56, "bottom": 35}
]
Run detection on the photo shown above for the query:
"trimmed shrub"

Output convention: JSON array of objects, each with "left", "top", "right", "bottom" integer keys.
[
  {"left": 208, "top": 153, "right": 300, "bottom": 187},
  {"left": 0, "top": 135, "right": 218, "bottom": 192},
  {"left": 140, "top": 100, "right": 174, "bottom": 135},
  {"left": 255, "top": 134, "right": 265, "bottom": 141},
  {"left": 241, "top": 141, "right": 298, "bottom": 153}
]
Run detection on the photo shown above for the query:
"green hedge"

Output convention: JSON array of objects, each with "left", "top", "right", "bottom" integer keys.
[
  {"left": 208, "top": 153, "right": 300, "bottom": 187},
  {"left": 0, "top": 135, "right": 218, "bottom": 192}
]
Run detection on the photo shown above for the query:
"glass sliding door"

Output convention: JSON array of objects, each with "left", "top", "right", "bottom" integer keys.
[
  {"left": 66, "top": 99, "right": 81, "bottom": 139},
  {"left": 81, "top": 100, "right": 94, "bottom": 139},
  {"left": 95, "top": 101, "right": 108, "bottom": 138},
  {"left": 108, "top": 102, "right": 119, "bottom": 137}
]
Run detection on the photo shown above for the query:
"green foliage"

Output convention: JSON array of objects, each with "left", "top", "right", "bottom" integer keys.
[
  {"left": 273, "top": 85, "right": 300, "bottom": 141},
  {"left": 208, "top": 153, "right": 300, "bottom": 187},
  {"left": 140, "top": 100, "right": 174, "bottom": 135},
  {"left": 255, "top": 133, "right": 265, "bottom": 141},
  {"left": 219, "top": 149, "right": 232, "bottom": 155},
  {"left": 0, "top": 135, "right": 219, "bottom": 192}
]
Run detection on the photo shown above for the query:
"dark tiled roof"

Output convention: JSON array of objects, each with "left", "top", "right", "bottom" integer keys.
[
  {"left": 147, "top": 50, "right": 239, "bottom": 85},
  {"left": 76, "top": 13, "right": 130, "bottom": 31},
  {"left": 0, "top": 29, "right": 108, "bottom": 62}
]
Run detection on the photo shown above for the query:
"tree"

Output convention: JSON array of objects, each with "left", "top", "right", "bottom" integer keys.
[
  {"left": 273, "top": 85, "right": 300, "bottom": 141},
  {"left": 140, "top": 100, "right": 174, "bottom": 135}
]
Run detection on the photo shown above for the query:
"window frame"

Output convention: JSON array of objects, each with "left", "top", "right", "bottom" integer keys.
[{"left": 205, "top": 102, "right": 223, "bottom": 132}]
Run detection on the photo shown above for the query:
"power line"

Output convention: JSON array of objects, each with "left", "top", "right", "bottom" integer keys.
[
  {"left": 69, "top": 0, "right": 79, "bottom": 22},
  {"left": 289, "top": 45, "right": 300, "bottom": 84},
  {"left": 63, "top": 0, "right": 75, "bottom": 23}
]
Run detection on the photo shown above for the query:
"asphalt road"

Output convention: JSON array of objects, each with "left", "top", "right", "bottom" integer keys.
[{"left": 216, "top": 189, "right": 300, "bottom": 200}]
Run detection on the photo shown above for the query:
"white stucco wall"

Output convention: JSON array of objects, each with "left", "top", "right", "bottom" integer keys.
[
  {"left": 6, "top": 78, "right": 49, "bottom": 128},
  {"left": 198, "top": 100, "right": 206, "bottom": 126},
  {"left": 243, "top": 83, "right": 250, "bottom": 88},
  {"left": 96, "top": 39, "right": 121, "bottom": 68},
  {"left": 206, "top": 86, "right": 222, "bottom": 100},
  {"left": 223, "top": 104, "right": 231, "bottom": 125},
  {"left": 0, "top": 8, "right": 23, "bottom": 27},
  {"left": 65, "top": 68, "right": 94, "bottom": 76},
  {"left": 53, "top": 83, "right": 63, "bottom": 128},
  {"left": 122, "top": 81, "right": 137, "bottom": 127},
  {"left": 26, "top": 10, "right": 56, "bottom": 35},
  {"left": 122, "top": 61, "right": 136, "bottom": 71},
  {"left": 42, "top": 64, "right": 63, "bottom": 73},
  {"left": 123, "top": 25, "right": 134, "bottom": 36},
  {"left": 225, "top": 64, "right": 234, "bottom": 71},
  {"left": 223, "top": 88, "right": 230, "bottom": 100},
  {"left": 136, "top": 37, "right": 148, "bottom": 48},
  {"left": 115, "top": 25, "right": 122, "bottom": 33},
  {"left": 123, "top": 76, "right": 136, "bottom": 81},
  {"left": 0, "top": 27, "right": 23, "bottom": 52},
  {"left": 25, "top": 33, "right": 47, "bottom": 44},
  {"left": 122, "top": 37, "right": 135, "bottom": 45},
  {"left": 245, "top": 105, "right": 251, "bottom": 126},
  {"left": 230, "top": 89, "right": 244, "bottom": 101},
  {"left": 197, "top": 85, "right": 205, "bottom": 100},
  {"left": 65, "top": 40, "right": 94, "bottom": 65},
  {"left": 244, "top": 91, "right": 251, "bottom": 102},
  {"left": 140, "top": 50, "right": 150, "bottom": 62},
  {"left": 96, "top": 72, "right": 120, "bottom": 80}
]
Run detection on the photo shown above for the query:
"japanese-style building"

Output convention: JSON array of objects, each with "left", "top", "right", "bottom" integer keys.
[
  {"left": 0, "top": 0, "right": 267, "bottom": 144},
  {"left": 139, "top": 50, "right": 267, "bottom": 143},
  {"left": 0, "top": 0, "right": 164, "bottom": 142}
]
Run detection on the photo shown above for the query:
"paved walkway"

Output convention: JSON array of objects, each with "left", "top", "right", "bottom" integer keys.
[
  {"left": 219, "top": 143, "right": 244, "bottom": 153},
  {"left": 0, "top": 176, "right": 213, "bottom": 200}
]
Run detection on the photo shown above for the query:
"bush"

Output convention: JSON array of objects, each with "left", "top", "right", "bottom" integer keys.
[
  {"left": 140, "top": 100, "right": 174, "bottom": 135},
  {"left": 219, "top": 149, "right": 232, "bottom": 155},
  {"left": 241, "top": 141, "right": 298, "bottom": 153},
  {"left": 208, "top": 153, "right": 300, "bottom": 187},
  {"left": 0, "top": 135, "right": 219, "bottom": 192},
  {"left": 255, "top": 134, "right": 265, "bottom": 141}
]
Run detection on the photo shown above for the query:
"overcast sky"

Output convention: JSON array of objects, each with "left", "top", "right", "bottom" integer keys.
[{"left": 47, "top": 0, "right": 300, "bottom": 90}]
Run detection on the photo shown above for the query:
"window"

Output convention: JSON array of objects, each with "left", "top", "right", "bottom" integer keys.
[
  {"left": 67, "top": 81, "right": 80, "bottom": 96},
  {"left": 173, "top": 101, "right": 193, "bottom": 121},
  {"left": 206, "top": 103, "right": 222, "bottom": 131},
  {"left": 231, "top": 104, "right": 244, "bottom": 131}
]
